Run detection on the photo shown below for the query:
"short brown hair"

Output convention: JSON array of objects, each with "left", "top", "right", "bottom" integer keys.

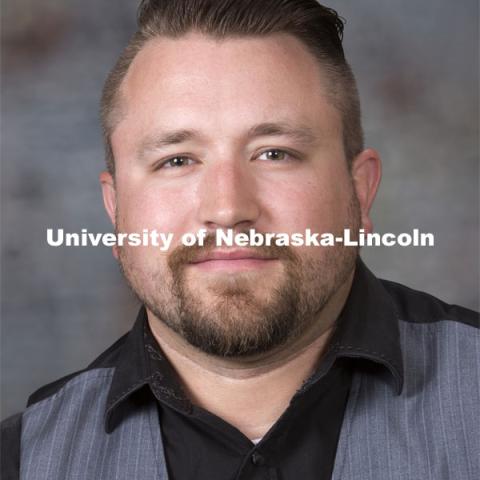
[{"left": 100, "top": 0, "right": 364, "bottom": 174}]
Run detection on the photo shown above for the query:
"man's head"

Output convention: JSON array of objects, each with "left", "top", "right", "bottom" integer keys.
[
  {"left": 101, "top": 0, "right": 364, "bottom": 176},
  {"left": 100, "top": 0, "right": 381, "bottom": 358}
]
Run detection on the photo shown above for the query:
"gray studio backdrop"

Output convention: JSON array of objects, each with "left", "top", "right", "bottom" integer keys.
[{"left": 1, "top": 0, "right": 478, "bottom": 419}]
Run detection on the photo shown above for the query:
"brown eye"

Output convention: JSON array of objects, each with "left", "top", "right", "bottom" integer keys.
[
  {"left": 162, "top": 156, "right": 194, "bottom": 168},
  {"left": 258, "top": 149, "right": 288, "bottom": 161}
]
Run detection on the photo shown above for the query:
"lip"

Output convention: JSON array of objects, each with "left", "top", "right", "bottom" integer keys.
[
  {"left": 190, "top": 249, "right": 273, "bottom": 262},
  {"left": 188, "top": 249, "right": 277, "bottom": 271}
]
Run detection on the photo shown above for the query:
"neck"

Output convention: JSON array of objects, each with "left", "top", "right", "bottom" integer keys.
[{"left": 147, "top": 271, "right": 354, "bottom": 440}]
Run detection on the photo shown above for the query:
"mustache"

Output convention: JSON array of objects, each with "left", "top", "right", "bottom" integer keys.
[{"left": 167, "top": 232, "right": 298, "bottom": 272}]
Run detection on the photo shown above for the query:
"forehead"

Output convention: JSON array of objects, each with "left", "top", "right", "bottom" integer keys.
[{"left": 113, "top": 32, "right": 341, "bottom": 146}]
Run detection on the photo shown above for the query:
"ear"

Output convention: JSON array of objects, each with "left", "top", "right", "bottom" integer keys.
[
  {"left": 100, "top": 171, "right": 116, "bottom": 225},
  {"left": 350, "top": 148, "right": 382, "bottom": 233},
  {"left": 99, "top": 171, "right": 119, "bottom": 258}
]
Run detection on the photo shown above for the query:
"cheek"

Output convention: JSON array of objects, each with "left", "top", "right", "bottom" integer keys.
[
  {"left": 115, "top": 181, "right": 194, "bottom": 237},
  {"left": 260, "top": 169, "right": 352, "bottom": 234}
]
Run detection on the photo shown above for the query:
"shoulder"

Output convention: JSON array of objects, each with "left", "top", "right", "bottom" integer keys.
[
  {"left": 13, "top": 335, "right": 130, "bottom": 476},
  {"left": 27, "top": 332, "right": 128, "bottom": 407},
  {"left": 381, "top": 279, "right": 479, "bottom": 370},
  {"left": 380, "top": 279, "right": 479, "bottom": 403},
  {"left": 380, "top": 278, "right": 479, "bottom": 329},
  {"left": 1, "top": 333, "right": 130, "bottom": 480}
]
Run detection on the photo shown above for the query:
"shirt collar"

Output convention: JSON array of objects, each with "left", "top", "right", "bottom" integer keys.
[
  {"left": 316, "top": 258, "right": 404, "bottom": 394},
  {"left": 104, "top": 258, "right": 403, "bottom": 433},
  {"left": 104, "top": 307, "right": 191, "bottom": 433}
]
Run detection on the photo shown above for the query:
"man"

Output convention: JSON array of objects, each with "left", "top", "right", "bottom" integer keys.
[{"left": 2, "top": 0, "right": 479, "bottom": 479}]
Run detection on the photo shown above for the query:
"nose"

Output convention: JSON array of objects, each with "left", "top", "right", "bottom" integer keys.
[{"left": 197, "top": 160, "right": 261, "bottom": 231}]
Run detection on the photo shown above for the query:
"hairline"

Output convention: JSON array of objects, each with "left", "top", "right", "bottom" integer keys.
[{"left": 104, "top": 30, "right": 357, "bottom": 175}]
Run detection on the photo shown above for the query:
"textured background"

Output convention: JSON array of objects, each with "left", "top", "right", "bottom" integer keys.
[{"left": 1, "top": 0, "right": 478, "bottom": 419}]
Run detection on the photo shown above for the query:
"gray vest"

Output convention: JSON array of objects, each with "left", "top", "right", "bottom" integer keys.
[{"left": 20, "top": 320, "right": 480, "bottom": 479}]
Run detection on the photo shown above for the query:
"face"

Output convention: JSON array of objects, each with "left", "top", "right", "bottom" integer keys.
[{"left": 102, "top": 33, "right": 379, "bottom": 358}]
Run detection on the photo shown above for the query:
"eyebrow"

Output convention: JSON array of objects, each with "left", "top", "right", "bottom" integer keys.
[
  {"left": 137, "top": 122, "right": 318, "bottom": 159},
  {"left": 137, "top": 129, "right": 203, "bottom": 159},
  {"left": 247, "top": 122, "right": 317, "bottom": 144}
]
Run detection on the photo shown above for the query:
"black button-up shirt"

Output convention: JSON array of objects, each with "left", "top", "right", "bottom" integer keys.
[
  {"left": 1, "top": 259, "right": 404, "bottom": 479},
  {"left": 103, "top": 259, "right": 403, "bottom": 479}
]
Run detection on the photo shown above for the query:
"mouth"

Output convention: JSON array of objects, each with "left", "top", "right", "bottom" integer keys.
[{"left": 188, "top": 249, "right": 278, "bottom": 272}]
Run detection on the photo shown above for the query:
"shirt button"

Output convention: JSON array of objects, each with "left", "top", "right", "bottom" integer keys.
[{"left": 251, "top": 452, "right": 266, "bottom": 466}]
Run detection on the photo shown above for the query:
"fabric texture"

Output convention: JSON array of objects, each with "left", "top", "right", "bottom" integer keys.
[
  {"left": 1, "top": 262, "right": 478, "bottom": 479},
  {"left": 21, "top": 370, "right": 168, "bottom": 480}
]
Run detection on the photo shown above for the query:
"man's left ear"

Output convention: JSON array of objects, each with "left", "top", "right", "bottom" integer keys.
[{"left": 350, "top": 148, "right": 382, "bottom": 233}]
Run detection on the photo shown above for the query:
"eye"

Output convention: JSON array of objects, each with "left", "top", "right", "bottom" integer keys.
[
  {"left": 257, "top": 149, "right": 291, "bottom": 162},
  {"left": 158, "top": 156, "right": 195, "bottom": 169}
]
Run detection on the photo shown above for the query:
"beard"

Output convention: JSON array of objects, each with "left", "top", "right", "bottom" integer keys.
[{"left": 116, "top": 196, "right": 361, "bottom": 358}]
